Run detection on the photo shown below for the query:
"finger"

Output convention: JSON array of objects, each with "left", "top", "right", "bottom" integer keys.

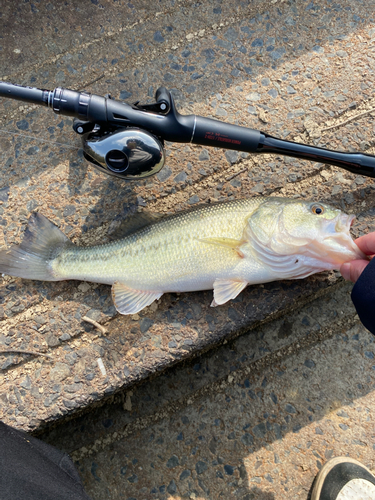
[
  {"left": 340, "top": 260, "right": 369, "bottom": 283},
  {"left": 354, "top": 233, "right": 375, "bottom": 256}
]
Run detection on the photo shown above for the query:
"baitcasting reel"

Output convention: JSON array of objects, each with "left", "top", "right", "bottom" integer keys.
[
  {"left": 1, "top": 81, "right": 375, "bottom": 180},
  {"left": 70, "top": 86, "right": 174, "bottom": 179},
  {"left": 77, "top": 126, "right": 165, "bottom": 180}
]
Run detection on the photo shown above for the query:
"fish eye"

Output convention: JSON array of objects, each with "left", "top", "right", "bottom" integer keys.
[{"left": 311, "top": 204, "right": 324, "bottom": 215}]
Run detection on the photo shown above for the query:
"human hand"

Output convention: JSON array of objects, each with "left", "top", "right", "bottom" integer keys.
[{"left": 340, "top": 233, "right": 375, "bottom": 282}]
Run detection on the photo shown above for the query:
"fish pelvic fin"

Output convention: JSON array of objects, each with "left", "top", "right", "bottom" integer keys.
[
  {"left": 112, "top": 282, "right": 163, "bottom": 315},
  {"left": 0, "top": 212, "right": 73, "bottom": 281},
  {"left": 211, "top": 278, "right": 248, "bottom": 307}
]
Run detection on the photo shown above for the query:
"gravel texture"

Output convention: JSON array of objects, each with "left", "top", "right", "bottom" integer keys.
[{"left": 38, "top": 283, "right": 375, "bottom": 500}]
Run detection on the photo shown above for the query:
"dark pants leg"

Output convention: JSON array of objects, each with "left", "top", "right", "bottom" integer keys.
[{"left": 0, "top": 421, "right": 92, "bottom": 500}]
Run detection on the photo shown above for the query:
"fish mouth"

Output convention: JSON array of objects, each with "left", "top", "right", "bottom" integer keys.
[
  {"left": 321, "top": 213, "right": 354, "bottom": 236},
  {"left": 334, "top": 213, "right": 355, "bottom": 232},
  {"left": 321, "top": 213, "right": 365, "bottom": 263}
]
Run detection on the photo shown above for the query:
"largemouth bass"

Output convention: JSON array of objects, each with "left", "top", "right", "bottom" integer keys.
[{"left": 0, "top": 197, "right": 364, "bottom": 314}]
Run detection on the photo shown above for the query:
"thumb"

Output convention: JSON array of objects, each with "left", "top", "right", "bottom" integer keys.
[{"left": 340, "top": 261, "right": 369, "bottom": 283}]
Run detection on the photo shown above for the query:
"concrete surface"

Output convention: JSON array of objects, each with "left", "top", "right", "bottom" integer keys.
[
  {"left": 1, "top": 0, "right": 375, "bottom": 498},
  {"left": 38, "top": 282, "right": 375, "bottom": 499}
]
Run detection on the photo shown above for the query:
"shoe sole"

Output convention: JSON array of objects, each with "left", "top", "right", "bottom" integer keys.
[{"left": 311, "top": 457, "right": 374, "bottom": 500}]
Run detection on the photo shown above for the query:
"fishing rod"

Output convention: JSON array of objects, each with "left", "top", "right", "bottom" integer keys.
[{"left": 1, "top": 81, "right": 375, "bottom": 180}]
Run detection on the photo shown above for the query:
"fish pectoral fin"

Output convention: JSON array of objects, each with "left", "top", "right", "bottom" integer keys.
[
  {"left": 199, "top": 237, "right": 244, "bottom": 257},
  {"left": 211, "top": 278, "right": 248, "bottom": 307},
  {"left": 111, "top": 282, "right": 163, "bottom": 315}
]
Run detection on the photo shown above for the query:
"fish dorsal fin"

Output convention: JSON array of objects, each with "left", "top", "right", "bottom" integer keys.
[
  {"left": 111, "top": 282, "right": 163, "bottom": 315},
  {"left": 211, "top": 278, "right": 248, "bottom": 307},
  {"left": 108, "top": 211, "right": 164, "bottom": 240}
]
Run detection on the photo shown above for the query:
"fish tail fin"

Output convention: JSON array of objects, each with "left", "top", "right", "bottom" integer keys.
[{"left": 0, "top": 213, "right": 73, "bottom": 281}]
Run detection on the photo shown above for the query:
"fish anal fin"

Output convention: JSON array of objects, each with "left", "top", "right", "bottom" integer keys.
[
  {"left": 199, "top": 237, "right": 243, "bottom": 257},
  {"left": 111, "top": 282, "right": 163, "bottom": 315},
  {"left": 211, "top": 278, "right": 248, "bottom": 307}
]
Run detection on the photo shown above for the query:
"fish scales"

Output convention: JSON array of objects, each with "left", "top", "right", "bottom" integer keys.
[{"left": 52, "top": 197, "right": 261, "bottom": 291}]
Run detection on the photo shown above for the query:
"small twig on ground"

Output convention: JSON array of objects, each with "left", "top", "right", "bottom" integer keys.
[
  {"left": 321, "top": 107, "right": 375, "bottom": 132},
  {"left": 225, "top": 168, "right": 248, "bottom": 182},
  {"left": 82, "top": 316, "right": 108, "bottom": 335},
  {"left": 0, "top": 349, "right": 53, "bottom": 359}
]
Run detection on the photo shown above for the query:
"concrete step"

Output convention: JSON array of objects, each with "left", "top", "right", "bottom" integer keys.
[{"left": 37, "top": 281, "right": 375, "bottom": 499}]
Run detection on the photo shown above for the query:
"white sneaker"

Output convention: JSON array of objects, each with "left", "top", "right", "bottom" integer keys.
[{"left": 311, "top": 457, "right": 375, "bottom": 500}]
